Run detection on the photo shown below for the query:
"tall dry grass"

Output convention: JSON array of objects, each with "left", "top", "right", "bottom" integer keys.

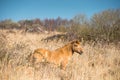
[{"left": 0, "top": 29, "right": 120, "bottom": 80}]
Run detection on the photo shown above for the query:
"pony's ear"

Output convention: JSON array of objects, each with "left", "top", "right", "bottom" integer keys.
[{"left": 71, "top": 40, "right": 80, "bottom": 44}]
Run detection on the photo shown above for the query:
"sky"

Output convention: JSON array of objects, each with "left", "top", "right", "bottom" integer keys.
[{"left": 0, "top": 0, "right": 120, "bottom": 21}]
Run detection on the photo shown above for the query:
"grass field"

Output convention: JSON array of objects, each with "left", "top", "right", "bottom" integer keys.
[{"left": 0, "top": 29, "right": 120, "bottom": 80}]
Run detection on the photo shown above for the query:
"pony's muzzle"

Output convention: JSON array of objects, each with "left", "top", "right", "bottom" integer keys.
[{"left": 79, "top": 50, "right": 83, "bottom": 55}]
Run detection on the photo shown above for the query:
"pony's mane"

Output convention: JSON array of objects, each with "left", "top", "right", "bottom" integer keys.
[
  {"left": 60, "top": 40, "right": 79, "bottom": 48},
  {"left": 55, "top": 40, "right": 79, "bottom": 51},
  {"left": 54, "top": 42, "right": 72, "bottom": 51},
  {"left": 62, "top": 41, "right": 73, "bottom": 48}
]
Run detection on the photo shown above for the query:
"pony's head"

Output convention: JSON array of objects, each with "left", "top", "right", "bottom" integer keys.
[{"left": 71, "top": 40, "right": 83, "bottom": 55}]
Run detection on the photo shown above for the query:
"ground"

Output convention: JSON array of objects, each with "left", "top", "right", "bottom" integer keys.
[{"left": 0, "top": 29, "right": 120, "bottom": 80}]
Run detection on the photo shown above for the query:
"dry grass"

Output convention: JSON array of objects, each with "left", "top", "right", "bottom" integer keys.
[{"left": 0, "top": 29, "right": 120, "bottom": 80}]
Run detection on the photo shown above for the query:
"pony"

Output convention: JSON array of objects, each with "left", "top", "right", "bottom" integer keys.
[{"left": 30, "top": 40, "right": 83, "bottom": 69}]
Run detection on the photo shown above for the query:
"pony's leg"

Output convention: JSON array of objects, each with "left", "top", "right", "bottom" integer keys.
[{"left": 61, "top": 60, "right": 68, "bottom": 70}]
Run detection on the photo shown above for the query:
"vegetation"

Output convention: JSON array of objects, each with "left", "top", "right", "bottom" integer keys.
[
  {"left": 0, "top": 9, "right": 120, "bottom": 43},
  {"left": 0, "top": 9, "right": 120, "bottom": 80},
  {"left": 0, "top": 30, "right": 120, "bottom": 80}
]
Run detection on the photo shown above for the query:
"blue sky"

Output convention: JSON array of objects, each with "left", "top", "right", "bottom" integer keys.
[{"left": 0, "top": 0, "right": 120, "bottom": 21}]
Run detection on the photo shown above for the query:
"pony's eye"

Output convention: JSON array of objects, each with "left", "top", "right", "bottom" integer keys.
[{"left": 74, "top": 45, "right": 78, "bottom": 47}]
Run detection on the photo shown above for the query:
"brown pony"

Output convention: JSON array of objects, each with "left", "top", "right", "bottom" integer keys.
[{"left": 30, "top": 40, "right": 83, "bottom": 69}]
